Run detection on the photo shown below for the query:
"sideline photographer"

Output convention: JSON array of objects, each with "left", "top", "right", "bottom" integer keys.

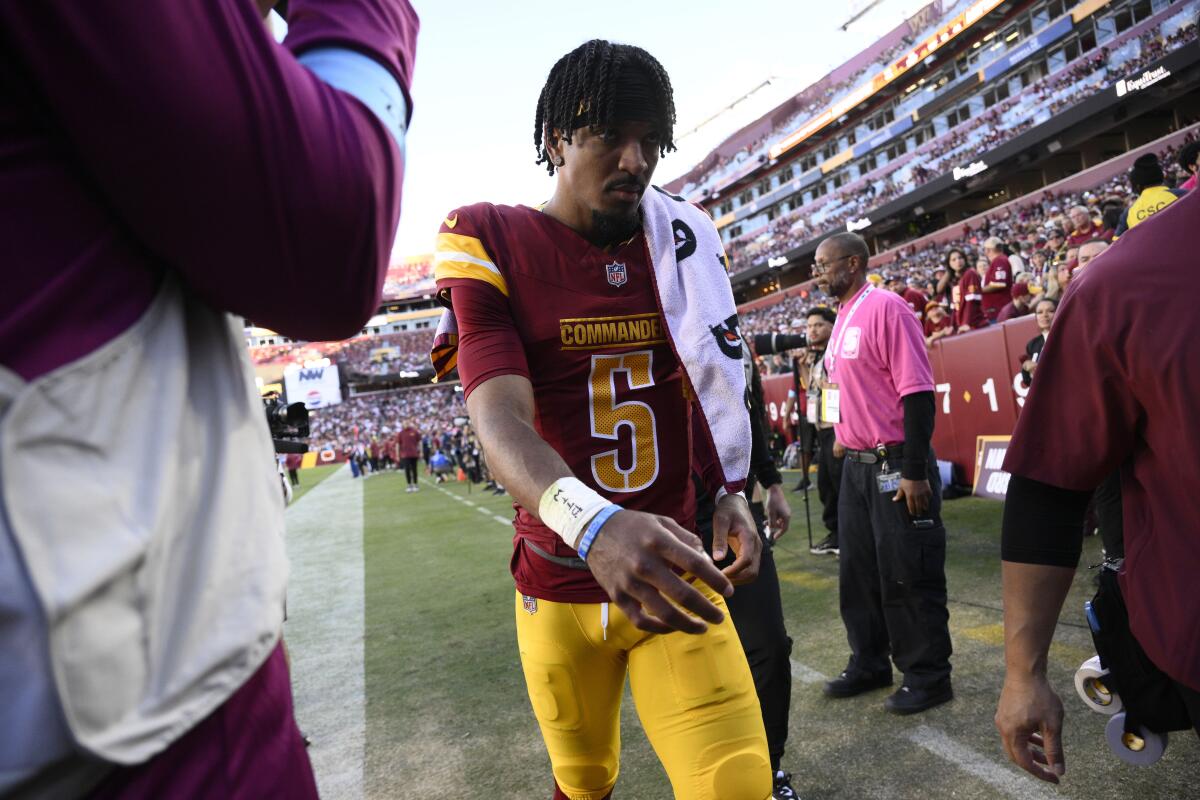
[
  {"left": 761, "top": 312, "right": 842, "bottom": 554},
  {"left": 0, "top": 1, "right": 417, "bottom": 796}
]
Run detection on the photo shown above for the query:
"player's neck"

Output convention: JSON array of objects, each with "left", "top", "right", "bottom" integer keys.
[{"left": 542, "top": 194, "right": 638, "bottom": 249}]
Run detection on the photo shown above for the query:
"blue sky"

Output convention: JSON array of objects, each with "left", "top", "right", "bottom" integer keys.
[{"left": 391, "top": 0, "right": 926, "bottom": 257}]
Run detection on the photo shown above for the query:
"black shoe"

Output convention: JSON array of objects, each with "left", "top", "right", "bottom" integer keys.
[
  {"left": 772, "top": 770, "right": 801, "bottom": 800},
  {"left": 823, "top": 669, "right": 893, "bottom": 698},
  {"left": 792, "top": 478, "right": 811, "bottom": 492},
  {"left": 884, "top": 682, "right": 954, "bottom": 715},
  {"left": 809, "top": 534, "right": 839, "bottom": 556},
  {"left": 492, "top": 486, "right": 506, "bottom": 495}
]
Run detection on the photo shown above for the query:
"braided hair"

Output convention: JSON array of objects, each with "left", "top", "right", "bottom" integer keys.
[{"left": 533, "top": 39, "right": 677, "bottom": 175}]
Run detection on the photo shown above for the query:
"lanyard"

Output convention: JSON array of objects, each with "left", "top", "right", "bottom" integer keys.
[{"left": 824, "top": 284, "right": 874, "bottom": 378}]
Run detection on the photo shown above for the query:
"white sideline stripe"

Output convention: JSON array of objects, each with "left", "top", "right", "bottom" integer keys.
[
  {"left": 493, "top": 515, "right": 512, "bottom": 525},
  {"left": 789, "top": 659, "right": 829, "bottom": 684},
  {"left": 476, "top": 507, "right": 492, "bottom": 516},
  {"left": 902, "top": 725, "right": 1059, "bottom": 800},
  {"left": 286, "top": 465, "right": 366, "bottom": 800}
]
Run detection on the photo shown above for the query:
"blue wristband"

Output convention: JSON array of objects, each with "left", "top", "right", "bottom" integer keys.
[{"left": 577, "top": 504, "right": 622, "bottom": 561}]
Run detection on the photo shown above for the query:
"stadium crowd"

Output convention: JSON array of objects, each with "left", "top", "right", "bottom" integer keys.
[
  {"left": 335, "top": 330, "right": 436, "bottom": 376},
  {"left": 738, "top": 133, "right": 1198, "bottom": 368},
  {"left": 723, "top": 14, "right": 1198, "bottom": 272},
  {"left": 307, "top": 384, "right": 465, "bottom": 454},
  {"left": 679, "top": 0, "right": 981, "bottom": 197}
]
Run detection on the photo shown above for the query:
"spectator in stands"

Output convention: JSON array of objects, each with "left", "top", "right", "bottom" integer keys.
[
  {"left": 886, "top": 274, "right": 927, "bottom": 321},
  {"left": 932, "top": 265, "right": 952, "bottom": 309},
  {"left": 1178, "top": 141, "right": 1200, "bottom": 192},
  {"left": 923, "top": 302, "right": 953, "bottom": 347},
  {"left": 1019, "top": 297, "right": 1056, "bottom": 388},
  {"left": 1075, "top": 239, "right": 1109, "bottom": 272},
  {"left": 0, "top": 2, "right": 417, "bottom": 797},
  {"left": 997, "top": 282, "right": 1033, "bottom": 323},
  {"left": 1065, "top": 205, "right": 1103, "bottom": 247},
  {"left": 1115, "top": 154, "right": 1186, "bottom": 237},
  {"left": 949, "top": 248, "right": 986, "bottom": 333},
  {"left": 980, "top": 237, "right": 1014, "bottom": 324},
  {"left": 1045, "top": 227, "right": 1067, "bottom": 261}
]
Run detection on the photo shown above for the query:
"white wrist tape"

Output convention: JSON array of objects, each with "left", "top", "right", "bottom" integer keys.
[
  {"left": 714, "top": 488, "right": 747, "bottom": 506},
  {"left": 538, "top": 477, "right": 612, "bottom": 550}
]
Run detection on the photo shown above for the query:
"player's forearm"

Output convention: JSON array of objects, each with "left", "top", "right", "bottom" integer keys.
[
  {"left": 468, "top": 396, "right": 572, "bottom": 515},
  {"left": 1001, "top": 561, "right": 1075, "bottom": 680}
]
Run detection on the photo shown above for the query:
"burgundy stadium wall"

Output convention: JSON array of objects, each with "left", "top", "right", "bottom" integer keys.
[{"left": 760, "top": 314, "right": 1039, "bottom": 485}]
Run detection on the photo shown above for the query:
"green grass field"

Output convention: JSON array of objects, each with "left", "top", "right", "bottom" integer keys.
[{"left": 285, "top": 465, "right": 1197, "bottom": 799}]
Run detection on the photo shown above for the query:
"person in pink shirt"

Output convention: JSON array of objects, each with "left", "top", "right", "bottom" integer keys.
[{"left": 813, "top": 232, "right": 952, "bottom": 716}]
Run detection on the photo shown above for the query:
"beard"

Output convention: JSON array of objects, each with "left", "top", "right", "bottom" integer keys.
[{"left": 589, "top": 207, "right": 641, "bottom": 248}]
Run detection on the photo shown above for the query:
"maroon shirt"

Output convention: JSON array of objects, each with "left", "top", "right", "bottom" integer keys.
[
  {"left": 397, "top": 427, "right": 421, "bottom": 459},
  {"left": 1004, "top": 190, "right": 1200, "bottom": 691},
  {"left": 995, "top": 300, "right": 1031, "bottom": 323},
  {"left": 952, "top": 270, "right": 986, "bottom": 330},
  {"left": 0, "top": 0, "right": 418, "bottom": 382},
  {"left": 1066, "top": 220, "right": 1104, "bottom": 247},
  {"left": 902, "top": 288, "right": 928, "bottom": 320},
  {"left": 981, "top": 255, "right": 1012, "bottom": 322},
  {"left": 438, "top": 204, "right": 698, "bottom": 603}
]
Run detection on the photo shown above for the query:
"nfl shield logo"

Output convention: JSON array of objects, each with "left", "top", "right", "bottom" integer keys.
[
  {"left": 605, "top": 262, "right": 628, "bottom": 287},
  {"left": 522, "top": 595, "right": 538, "bottom": 615}
]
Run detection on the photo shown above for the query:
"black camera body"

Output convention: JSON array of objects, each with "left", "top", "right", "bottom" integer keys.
[{"left": 263, "top": 396, "right": 310, "bottom": 454}]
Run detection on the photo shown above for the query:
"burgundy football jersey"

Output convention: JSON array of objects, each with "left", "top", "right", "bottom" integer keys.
[{"left": 434, "top": 203, "right": 699, "bottom": 603}]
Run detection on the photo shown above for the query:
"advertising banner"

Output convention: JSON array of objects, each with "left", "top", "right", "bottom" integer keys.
[{"left": 284, "top": 363, "right": 343, "bottom": 410}]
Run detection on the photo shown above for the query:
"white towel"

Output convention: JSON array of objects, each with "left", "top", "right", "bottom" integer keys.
[
  {"left": 431, "top": 187, "right": 750, "bottom": 494},
  {"left": 640, "top": 186, "right": 750, "bottom": 494}
]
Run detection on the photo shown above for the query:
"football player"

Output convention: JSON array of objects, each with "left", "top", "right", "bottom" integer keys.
[{"left": 431, "top": 40, "right": 771, "bottom": 800}]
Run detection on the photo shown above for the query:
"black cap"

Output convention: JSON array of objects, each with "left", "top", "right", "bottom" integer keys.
[{"left": 1130, "top": 154, "right": 1164, "bottom": 191}]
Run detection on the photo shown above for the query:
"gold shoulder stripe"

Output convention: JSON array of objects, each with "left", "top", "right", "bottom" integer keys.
[
  {"left": 436, "top": 232, "right": 494, "bottom": 265},
  {"left": 434, "top": 261, "right": 508, "bottom": 297},
  {"left": 434, "top": 231, "right": 508, "bottom": 296}
]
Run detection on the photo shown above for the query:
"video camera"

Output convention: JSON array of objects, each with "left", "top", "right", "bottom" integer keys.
[
  {"left": 751, "top": 332, "right": 807, "bottom": 355},
  {"left": 263, "top": 394, "right": 310, "bottom": 454}
]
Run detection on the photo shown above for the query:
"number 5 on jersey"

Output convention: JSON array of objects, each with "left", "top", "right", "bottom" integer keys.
[{"left": 589, "top": 351, "right": 659, "bottom": 492}]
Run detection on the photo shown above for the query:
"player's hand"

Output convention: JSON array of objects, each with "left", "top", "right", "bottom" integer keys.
[
  {"left": 585, "top": 509, "right": 732, "bottom": 636},
  {"left": 893, "top": 478, "right": 931, "bottom": 517},
  {"left": 765, "top": 484, "right": 791, "bottom": 541},
  {"left": 832, "top": 440, "right": 846, "bottom": 459},
  {"left": 713, "top": 493, "right": 761, "bottom": 585},
  {"left": 996, "top": 673, "right": 1066, "bottom": 784}
]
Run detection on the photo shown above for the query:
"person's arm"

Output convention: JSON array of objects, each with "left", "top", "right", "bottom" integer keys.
[
  {"left": 895, "top": 391, "right": 935, "bottom": 515},
  {"left": 449, "top": 280, "right": 733, "bottom": 634},
  {"left": 0, "top": 0, "right": 418, "bottom": 341},
  {"left": 884, "top": 301, "right": 938, "bottom": 515},
  {"left": 995, "top": 475, "right": 1092, "bottom": 784},
  {"left": 747, "top": 370, "right": 789, "bottom": 540},
  {"left": 691, "top": 404, "right": 762, "bottom": 583}
]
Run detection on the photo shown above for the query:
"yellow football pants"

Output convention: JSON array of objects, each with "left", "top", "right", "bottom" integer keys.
[{"left": 514, "top": 585, "right": 771, "bottom": 800}]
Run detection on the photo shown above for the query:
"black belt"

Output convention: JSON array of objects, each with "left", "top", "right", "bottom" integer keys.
[
  {"left": 845, "top": 444, "right": 904, "bottom": 465},
  {"left": 525, "top": 540, "right": 590, "bottom": 571}
]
